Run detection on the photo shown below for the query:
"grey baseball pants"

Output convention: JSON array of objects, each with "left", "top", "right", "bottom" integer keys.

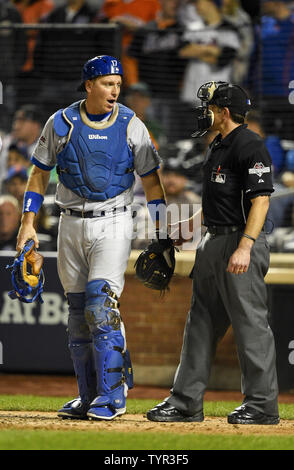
[{"left": 167, "top": 230, "right": 279, "bottom": 416}]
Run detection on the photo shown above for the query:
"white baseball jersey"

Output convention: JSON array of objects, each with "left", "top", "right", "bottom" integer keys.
[{"left": 32, "top": 101, "right": 161, "bottom": 295}]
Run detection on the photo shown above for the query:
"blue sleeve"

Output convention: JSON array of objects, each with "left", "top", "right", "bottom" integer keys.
[{"left": 31, "top": 156, "right": 55, "bottom": 171}]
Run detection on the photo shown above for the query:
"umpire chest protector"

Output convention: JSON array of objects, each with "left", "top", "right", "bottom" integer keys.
[{"left": 54, "top": 100, "right": 135, "bottom": 201}]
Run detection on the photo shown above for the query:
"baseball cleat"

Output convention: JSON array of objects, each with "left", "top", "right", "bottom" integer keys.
[
  {"left": 87, "top": 405, "right": 126, "bottom": 421},
  {"left": 227, "top": 405, "right": 280, "bottom": 425},
  {"left": 146, "top": 401, "right": 204, "bottom": 422},
  {"left": 57, "top": 397, "right": 90, "bottom": 420}
]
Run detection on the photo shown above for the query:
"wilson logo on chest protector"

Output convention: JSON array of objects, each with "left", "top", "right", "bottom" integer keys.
[{"left": 88, "top": 134, "right": 108, "bottom": 140}]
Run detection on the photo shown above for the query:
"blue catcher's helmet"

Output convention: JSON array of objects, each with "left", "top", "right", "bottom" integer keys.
[{"left": 77, "top": 55, "right": 123, "bottom": 92}]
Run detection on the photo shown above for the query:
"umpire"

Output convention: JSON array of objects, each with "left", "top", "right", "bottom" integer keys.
[{"left": 147, "top": 81, "right": 280, "bottom": 425}]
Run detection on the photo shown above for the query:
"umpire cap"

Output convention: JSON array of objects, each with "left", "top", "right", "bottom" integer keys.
[
  {"left": 77, "top": 55, "right": 123, "bottom": 92},
  {"left": 209, "top": 82, "right": 251, "bottom": 116}
]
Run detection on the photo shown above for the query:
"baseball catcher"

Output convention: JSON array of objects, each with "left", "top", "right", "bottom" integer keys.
[
  {"left": 6, "top": 239, "right": 44, "bottom": 303},
  {"left": 15, "top": 55, "right": 168, "bottom": 421},
  {"left": 135, "top": 232, "right": 175, "bottom": 292}
]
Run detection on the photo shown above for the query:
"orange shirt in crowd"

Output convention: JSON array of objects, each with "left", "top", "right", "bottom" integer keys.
[
  {"left": 14, "top": 0, "right": 55, "bottom": 72},
  {"left": 102, "top": 0, "right": 161, "bottom": 86}
]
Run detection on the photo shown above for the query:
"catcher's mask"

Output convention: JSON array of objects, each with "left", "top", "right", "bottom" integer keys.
[
  {"left": 6, "top": 239, "right": 45, "bottom": 303},
  {"left": 192, "top": 81, "right": 251, "bottom": 138}
]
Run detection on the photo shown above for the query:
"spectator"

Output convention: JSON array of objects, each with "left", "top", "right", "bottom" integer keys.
[
  {"left": 6, "top": 143, "right": 31, "bottom": 170},
  {"left": 34, "top": 0, "right": 114, "bottom": 117},
  {"left": 177, "top": 0, "right": 205, "bottom": 30},
  {"left": 179, "top": 0, "right": 241, "bottom": 104},
  {"left": 11, "top": 105, "right": 43, "bottom": 156},
  {"left": 161, "top": 158, "right": 201, "bottom": 208},
  {"left": 0, "top": 0, "right": 27, "bottom": 131},
  {"left": 245, "top": 109, "right": 285, "bottom": 175},
  {"left": 256, "top": 0, "right": 294, "bottom": 140},
  {"left": 127, "top": 0, "right": 188, "bottom": 141},
  {"left": 132, "top": 156, "right": 202, "bottom": 249},
  {"left": 2, "top": 165, "right": 58, "bottom": 250},
  {"left": 0, "top": 105, "right": 43, "bottom": 192},
  {"left": 0, "top": 195, "right": 21, "bottom": 250},
  {"left": 3, "top": 166, "right": 28, "bottom": 211},
  {"left": 221, "top": 0, "right": 254, "bottom": 84},
  {"left": 124, "top": 82, "right": 166, "bottom": 150},
  {"left": 245, "top": 109, "right": 266, "bottom": 138},
  {"left": 178, "top": 0, "right": 241, "bottom": 138},
  {"left": 245, "top": 110, "right": 294, "bottom": 244},
  {"left": 12, "top": 0, "right": 55, "bottom": 106},
  {"left": 101, "top": 0, "right": 161, "bottom": 87}
]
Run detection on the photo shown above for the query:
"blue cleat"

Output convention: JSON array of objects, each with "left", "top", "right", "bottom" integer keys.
[{"left": 87, "top": 384, "right": 127, "bottom": 421}]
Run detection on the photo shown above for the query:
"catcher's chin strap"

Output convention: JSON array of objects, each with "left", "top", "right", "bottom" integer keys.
[{"left": 6, "top": 239, "right": 45, "bottom": 303}]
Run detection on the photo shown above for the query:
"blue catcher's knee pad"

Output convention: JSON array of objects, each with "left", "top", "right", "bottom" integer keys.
[
  {"left": 84, "top": 279, "right": 121, "bottom": 333},
  {"left": 67, "top": 292, "right": 96, "bottom": 404},
  {"left": 84, "top": 280, "right": 133, "bottom": 418}
]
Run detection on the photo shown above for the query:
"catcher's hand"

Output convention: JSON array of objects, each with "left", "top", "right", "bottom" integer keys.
[
  {"left": 134, "top": 235, "right": 175, "bottom": 292},
  {"left": 6, "top": 239, "right": 44, "bottom": 303}
]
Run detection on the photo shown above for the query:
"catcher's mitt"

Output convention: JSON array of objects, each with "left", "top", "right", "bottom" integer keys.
[
  {"left": 134, "top": 235, "right": 175, "bottom": 292},
  {"left": 6, "top": 239, "right": 44, "bottom": 303}
]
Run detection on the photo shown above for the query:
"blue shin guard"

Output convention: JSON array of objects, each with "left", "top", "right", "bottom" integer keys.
[
  {"left": 68, "top": 340, "right": 97, "bottom": 404},
  {"left": 63, "top": 293, "right": 97, "bottom": 411},
  {"left": 88, "top": 329, "right": 128, "bottom": 420},
  {"left": 84, "top": 279, "right": 133, "bottom": 420}
]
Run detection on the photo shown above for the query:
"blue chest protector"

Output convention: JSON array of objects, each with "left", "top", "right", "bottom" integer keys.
[{"left": 54, "top": 101, "right": 135, "bottom": 201}]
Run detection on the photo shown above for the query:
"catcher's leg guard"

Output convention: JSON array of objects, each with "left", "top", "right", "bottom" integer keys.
[
  {"left": 58, "top": 292, "right": 97, "bottom": 419},
  {"left": 84, "top": 279, "right": 133, "bottom": 420}
]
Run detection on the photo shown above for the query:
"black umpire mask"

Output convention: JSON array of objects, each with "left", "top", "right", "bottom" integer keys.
[{"left": 192, "top": 81, "right": 251, "bottom": 138}]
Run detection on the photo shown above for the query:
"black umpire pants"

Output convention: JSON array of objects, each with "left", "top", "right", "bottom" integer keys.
[{"left": 167, "top": 230, "right": 279, "bottom": 416}]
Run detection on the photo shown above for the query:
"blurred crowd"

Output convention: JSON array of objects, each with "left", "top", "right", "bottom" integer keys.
[{"left": 0, "top": 0, "right": 294, "bottom": 252}]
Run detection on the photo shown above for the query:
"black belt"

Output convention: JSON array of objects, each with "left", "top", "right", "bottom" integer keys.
[
  {"left": 207, "top": 225, "right": 244, "bottom": 235},
  {"left": 61, "top": 206, "right": 127, "bottom": 218}
]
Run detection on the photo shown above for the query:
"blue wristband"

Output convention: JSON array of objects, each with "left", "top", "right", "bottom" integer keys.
[
  {"left": 23, "top": 191, "right": 44, "bottom": 215},
  {"left": 147, "top": 198, "right": 166, "bottom": 223}
]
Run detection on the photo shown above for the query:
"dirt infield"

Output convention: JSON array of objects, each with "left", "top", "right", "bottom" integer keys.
[
  {"left": 0, "top": 410, "right": 294, "bottom": 436},
  {"left": 0, "top": 373, "right": 294, "bottom": 403},
  {"left": 0, "top": 374, "right": 294, "bottom": 435}
]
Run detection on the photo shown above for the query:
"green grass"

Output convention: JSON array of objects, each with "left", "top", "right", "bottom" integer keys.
[
  {"left": 0, "top": 395, "right": 294, "bottom": 450},
  {"left": 0, "top": 395, "right": 293, "bottom": 420},
  {"left": 1, "top": 429, "right": 294, "bottom": 450}
]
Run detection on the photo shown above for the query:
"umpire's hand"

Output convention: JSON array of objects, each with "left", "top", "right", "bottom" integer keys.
[{"left": 227, "top": 245, "right": 252, "bottom": 275}]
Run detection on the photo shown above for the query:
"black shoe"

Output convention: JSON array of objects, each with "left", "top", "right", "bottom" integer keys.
[
  {"left": 228, "top": 405, "right": 280, "bottom": 425},
  {"left": 146, "top": 401, "right": 204, "bottom": 422},
  {"left": 57, "top": 397, "right": 90, "bottom": 420}
]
